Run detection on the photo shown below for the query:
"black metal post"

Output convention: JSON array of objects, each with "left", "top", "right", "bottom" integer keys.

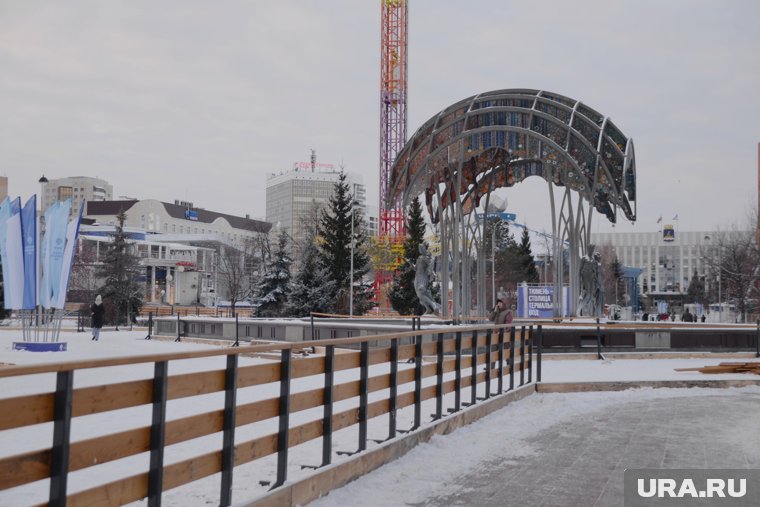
[
  {"left": 484, "top": 329, "right": 492, "bottom": 399},
  {"left": 756, "top": 319, "right": 760, "bottom": 358},
  {"left": 233, "top": 315, "right": 240, "bottom": 347},
  {"left": 520, "top": 325, "right": 526, "bottom": 387},
  {"left": 596, "top": 317, "right": 603, "bottom": 359},
  {"left": 389, "top": 338, "right": 398, "bottom": 439},
  {"left": 434, "top": 332, "right": 444, "bottom": 419},
  {"left": 49, "top": 370, "right": 73, "bottom": 507},
  {"left": 454, "top": 331, "right": 462, "bottom": 412},
  {"left": 220, "top": 354, "right": 238, "bottom": 507},
  {"left": 537, "top": 324, "right": 543, "bottom": 382},
  {"left": 145, "top": 312, "right": 153, "bottom": 340},
  {"left": 174, "top": 314, "right": 181, "bottom": 342},
  {"left": 358, "top": 341, "right": 369, "bottom": 452},
  {"left": 413, "top": 333, "right": 422, "bottom": 430},
  {"left": 321, "top": 345, "right": 335, "bottom": 466},
  {"left": 528, "top": 325, "right": 533, "bottom": 384},
  {"left": 311, "top": 313, "right": 315, "bottom": 341},
  {"left": 470, "top": 330, "right": 477, "bottom": 405},
  {"left": 509, "top": 326, "right": 515, "bottom": 391},
  {"left": 497, "top": 327, "right": 505, "bottom": 394},
  {"left": 148, "top": 361, "right": 168, "bottom": 507},
  {"left": 271, "top": 349, "right": 292, "bottom": 489}
]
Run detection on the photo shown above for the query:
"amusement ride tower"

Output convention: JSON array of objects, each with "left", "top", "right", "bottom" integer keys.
[{"left": 376, "top": 0, "right": 408, "bottom": 303}]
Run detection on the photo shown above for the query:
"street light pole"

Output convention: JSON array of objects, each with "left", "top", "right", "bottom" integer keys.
[
  {"left": 705, "top": 235, "right": 722, "bottom": 323},
  {"left": 718, "top": 252, "right": 722, "bottom": 323},
  {"left": 491, "top": 223, "right": 496, "bottom": 306},
  {"left": 349, "top": 207, "right": 354, "bottom": 317}
]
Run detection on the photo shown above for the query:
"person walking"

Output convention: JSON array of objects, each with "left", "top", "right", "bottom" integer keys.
[{"left": 91, "top": 294, "right": 105, "bottom": 341}]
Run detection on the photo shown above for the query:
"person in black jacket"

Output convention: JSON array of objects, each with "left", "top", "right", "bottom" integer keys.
[{"left": 91, "top": 294, "right": 105, "bottom": 341}]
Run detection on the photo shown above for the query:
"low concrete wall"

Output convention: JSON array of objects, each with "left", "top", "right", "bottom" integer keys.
[
  {"left": 635, "top": 331, "right": 670, "bottom": 348},
  {"left": 152, "top": 316, "right": 448, "bottom": 346}
]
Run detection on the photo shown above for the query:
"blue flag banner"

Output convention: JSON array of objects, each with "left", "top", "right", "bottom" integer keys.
[
  {"left": 40, "top": 200, "right": 71, "bottom": 309},
  {"left": 53, "top": 202, "right": 84, "bottom": 309},
  {"left": 4, "top": 198, "right": 25, "bottom": 309},
  {"left": 21, "top": 196, "right": 37, "bottom": 310},
  {"left": 0, "top": 197, "right": 12, "bottom": 310}
]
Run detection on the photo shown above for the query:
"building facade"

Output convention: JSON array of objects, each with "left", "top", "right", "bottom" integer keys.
[
  {"left": 83, "top": 199, "right": 271, "bottom": 306},
  {"left": 40, "top": 176, "right": 112, "bottom": 217},
  {"left": 86, "top": 199, "right": 270, "bottom": 248},
  {"left": 265, "top": 168, "right": 368, "bottom": 253},
  {"left": 591, "top": 229, "right": 716, "bottom": 295}
]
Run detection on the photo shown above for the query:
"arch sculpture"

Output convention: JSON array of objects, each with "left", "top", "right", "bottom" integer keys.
[{"left": 388, "top": 89, "right": 636, "bottom": 319}]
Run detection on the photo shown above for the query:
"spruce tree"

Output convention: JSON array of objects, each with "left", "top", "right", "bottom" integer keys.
[
  {"left": 518, "top": 227, "right": 540, "bottom": 283},
  {"left": 686, "top": 269, "right": 705, "bottom": 304},
  {"left": 317, "top": 171, "right": 374, "bottom": 314},
  {"left": 256, "top": 230, "right": 292, "bottom": 317},
  {"left": 286, "top": 225, "right": 335, "bottom": 317},
  {"left": 97, "top": 209, "right": 143, "bottom": 326},
  {"left": 389, "top": 197, "right": 431, "bottom": 315}
]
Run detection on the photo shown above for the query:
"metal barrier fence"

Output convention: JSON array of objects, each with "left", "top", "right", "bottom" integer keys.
[{"left": 0, "top": 322, "right": 542, "bottom": 507}]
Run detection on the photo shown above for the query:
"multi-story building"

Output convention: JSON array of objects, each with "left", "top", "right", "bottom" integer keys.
[
  {"left": 86, "top": 199, "right": 269, "bottom": 247},
  {"left": 265, "top": 166, "right": 368, "bottom": 254},
  {"left": 39, "top": 175, "right": 112, "bottom": 218},
  {"left": 83, "top": 199, "right": 271, "bottom": 306},
  {"left": 591, "top": 228, "right": 719, "bottom": 294}
]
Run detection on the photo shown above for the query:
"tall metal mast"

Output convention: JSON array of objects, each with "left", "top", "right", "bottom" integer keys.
[{"left": 377, "top": 0, "right": 408, "bottom": 300}]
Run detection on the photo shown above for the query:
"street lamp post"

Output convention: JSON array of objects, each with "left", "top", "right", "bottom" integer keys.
[
  {"left": 349, "top": 207, "right": 354, "bottom": 317},
  {"left": 491, "top": 224, "right": 496, "bottom": 306},
  {"left": 705, "top": 235, "right": 722, "bottom": 323}
]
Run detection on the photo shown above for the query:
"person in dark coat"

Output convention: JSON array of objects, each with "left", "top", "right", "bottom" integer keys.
[
  {"left": 489, "top": 292, "right": 514, "bottom": 325},
  {"left": 91, "top": 294, "right": 105, "bottom": 341}
]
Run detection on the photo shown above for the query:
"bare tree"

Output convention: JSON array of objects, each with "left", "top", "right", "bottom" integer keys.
[
  {"left": 215, "top": 243, "right": 253, "bottom": 314},
  {"left": 704, "top": 225, "right": 760, "bottom": 322},
  {"left": 68, "top": 239, "right": 99, "bottom": 303}
]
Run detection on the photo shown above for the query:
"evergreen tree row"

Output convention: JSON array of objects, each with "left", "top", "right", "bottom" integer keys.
[{"left": 257, "top": 171, "right": 375, "bottom": 317}]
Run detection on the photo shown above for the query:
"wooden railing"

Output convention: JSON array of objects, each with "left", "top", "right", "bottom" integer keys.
[{"left": 0, "top": 323, "right": 542, "bottom": 506}]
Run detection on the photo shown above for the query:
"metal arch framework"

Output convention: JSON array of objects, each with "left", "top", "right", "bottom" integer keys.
[{"left": 387, "top": 89, "right": 637, "bottom": 319}]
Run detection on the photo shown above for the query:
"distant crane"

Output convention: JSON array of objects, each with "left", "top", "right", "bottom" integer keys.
[{"left": 376, "top": 0, "right": 408, "bottom": 304}]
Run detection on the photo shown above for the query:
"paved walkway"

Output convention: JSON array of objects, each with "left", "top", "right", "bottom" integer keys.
[{"left": 416, "top": 393, "right": 760, "bottom": 507}]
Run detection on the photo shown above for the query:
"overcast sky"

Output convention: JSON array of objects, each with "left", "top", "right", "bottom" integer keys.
[{"left": 1, "top": 0, "right": 758, "bottom": 235}]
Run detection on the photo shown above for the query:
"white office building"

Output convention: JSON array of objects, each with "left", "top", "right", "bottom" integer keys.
[
  {"left": 83, "top": 199, "right": 271, "bottom": 306},
  {"left": 266, "top": 167, "right": 368, "bottom": 253},
  {"left": 591, "top": 228, "right": 717, "bottom": 294},
  {"left": 39, "top": 175, "right": 112, "bottom": 218}
]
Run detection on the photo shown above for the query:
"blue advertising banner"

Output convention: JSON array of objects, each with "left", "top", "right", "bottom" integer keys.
[
  {"left": 53, "top": 202, "right": 84, "bottom": 309},
  {"left": 21, "top": 196, "right": 37, "bottom": 310},
  {"left": 40, "top": 200, "right": 71, "bottom": 308},
  {"left": 518, "top": 284, "right": 571, "bottom": 318},
  {"left": 0, "top": 197, "right": 11, "bottom": 309},
  {"left": 4, "top": 198, "right": 24, "bottom": 309}
]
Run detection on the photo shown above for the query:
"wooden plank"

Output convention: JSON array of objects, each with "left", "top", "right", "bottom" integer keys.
[
  {"left": 0, "top": 449, "right": 50, "bottom": 490},
  {"left": 163, "top": 450, "right": 222, "bottom": 491},
  {"left": 65, "top": 472, "right": 149, "bottom": 507},
  {"left": 72, "top": 379, "right": 153, "bottom": 417},
  {"left": 238, "top": 362, "right": 281, "bottom": 388},
  {"left": 0, "top": 392, "right": 54, "bottom": 430},
  {"left": 236, "top": 398, "right": 279, "bottom": 426}
]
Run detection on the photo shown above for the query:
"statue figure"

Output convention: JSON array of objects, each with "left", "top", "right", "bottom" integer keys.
[
  {"left": 578, "top": 250, "right": 604, "bottom": 317},
  {"left": 413, "top": 243, "right": 441, "bottom": 315}
]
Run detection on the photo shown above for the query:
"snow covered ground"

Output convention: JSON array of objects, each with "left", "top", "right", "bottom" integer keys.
[{"left": 0, "top": 327, "right": 758, "bottom": 506}]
